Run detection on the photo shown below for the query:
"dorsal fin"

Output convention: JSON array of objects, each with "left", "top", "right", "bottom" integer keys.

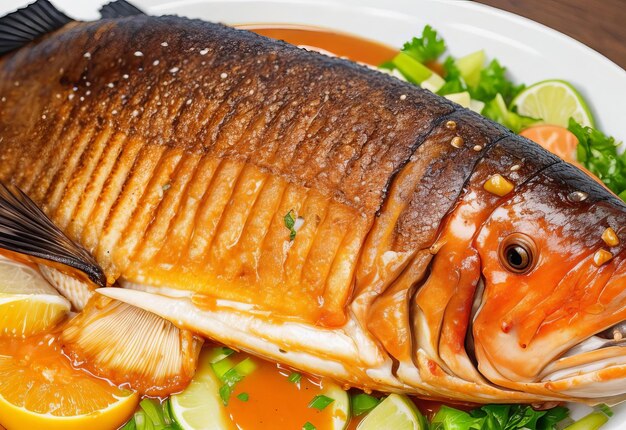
[
  {"left": 100, "top": 0, "right": 146, "bottom": 19},
  {"left": 0, "top": 182, "right": 106, "bottom": 287},
  {"left": 0, "top": 0, "right": 72, "bottom": 55}
]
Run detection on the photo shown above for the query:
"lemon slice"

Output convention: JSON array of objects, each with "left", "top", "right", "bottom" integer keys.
[
  {"left": 321, "top": 380, "right": 351, "bottom": 430},
  {"left": 511, "top": 80, "right": 594, "bottom": 128},
  {"left": 170, "top": 349, "right": 237, "bottom": 430},
  {"left": 0, "top": 336, "right": 139, "bottom": 430},
  {"left": 356, "top": 394, "right": 427, "bottom": 430},
  {"left": 0, "top": 256, "right": 70, "bottom": 337}
]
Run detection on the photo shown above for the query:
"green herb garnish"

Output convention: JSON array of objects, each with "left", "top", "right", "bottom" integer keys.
[
  {"left": 217, "top": 357, "right": 257, "bottom": 405},
  {"left": 401, "top": 25, "right": 446, "bottom": 63},
  {"left": 287, "top": 372, "right": 302, "bottom": 384},
  {"left": 569, "top": 118, "right": 626, "bottom": 198},
  {"left": 207, "top": 346, "right": 235, "bottom": 364},
  {"left": 302, "top": 422, "right": 316, "bottom": 430},
  {"left": 284, "top": 209, "right": 297, "bottom": 241},
  {"left": 431, "top": 404, "right": 569, "bottom": 430},
  {"left": 308, "top": 394, "right": 334, "bottom": 411},
  {"left": 351, "top": 393, "right": 380, "bottom": 416},
  {"left": 237, "top": 392, "right": 249, "bottom": 402}
]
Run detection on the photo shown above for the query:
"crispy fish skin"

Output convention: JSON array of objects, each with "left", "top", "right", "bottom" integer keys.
[
  {"left": 0, "top": 16, "right": 459, "bottom": 326},
  {"left": 2, "top": 13, "right": 626, "bottom": 403}
]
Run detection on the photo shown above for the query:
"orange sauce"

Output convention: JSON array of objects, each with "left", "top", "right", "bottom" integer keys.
[
  {"left": 226, "top": 356, "right": 335, "bottom": 430},
  {"left": 241, "top": 25, "right": 397, "bottom": 66}
]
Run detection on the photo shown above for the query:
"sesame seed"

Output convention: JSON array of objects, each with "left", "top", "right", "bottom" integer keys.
[
  {"left": 169, "top": 67, "right": 180, "bottom": 74},
  {"left": 134, "top": 51, "right": 144, "bottom": 57},
  {"left": 86, "top": 90, "right": 91, "bottom": 96},
  {"left": 161, "top": 42, "right": 168, "bottom": 47},
  {"left": 112, "top": 109, "right": 118, "bottom": 115},
  {"left": 153, "top": 60, "right": 160, "bottom": 66},
  {"left": 80, "top": 97, "right": 84, "bottom": 101},
  {"left": 400, "top": 94, "right": 407, "bottom": 100},
  {"left": 473, "top": 145, "right": 483, "bottom": 151},
  {"left": 107, "top": 82, "right": 115, "bottom": 88},
  {"left": 41, "top": 114, "right": 46, "bottom": 119},
  {"left": 131, "top": 110, "right": 139, "bottom": 117},
  {"left": 86, "top": 81, "right": 91, "bottom": 87},
  {"left": 220, "top": 72, "right": 228, "bottom": 79},
  {"left": 1, "top": 97, "right": 5, "bottom": 102},
  {"left": 445, "top": 120, "right": 457, "bottom": 130},
  {"left": 83, "top": 52, "right": 91, "bottom": 59},
  {"left": 123, "top": 74, "right": 129, "bottom": 79},
  {"left": 510, "top": 164, "right": 521, "bottom": 171},
  {"left": 199, "top": 48, "right": 209, "bottom": 55},
  {"left": 450, "top": 136, "right": 464, "bottom": 148},
  {"left": 68, "top": 94, "right": 75, "bottom": 100},
  {"left": 186, "top": 99, "right": 192, "bottom": 105}
]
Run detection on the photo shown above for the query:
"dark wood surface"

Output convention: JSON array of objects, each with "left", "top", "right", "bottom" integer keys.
[{"left": 474, "top": 0, "right": 626, "bottom": 70}]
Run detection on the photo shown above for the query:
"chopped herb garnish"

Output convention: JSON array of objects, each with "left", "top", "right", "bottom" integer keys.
[
  {"left": 162, "top": 183, "right": 171, "bottom": 191},
  {"left": 401, "top": 25, "right": 446, "bottom": 63},
  {"left": 596, "top": 403, "right": 614, "bottom": 417},
  {"left": 308, "top": 394, "right": 334, "bottom": 411},
  {"left": 237, "top": 392, "right": 249, "bottom": 402},
  {"left": 351, "top": 393, "right": 381, "bottom": 416},
  {"left": 569, "top": 118, "right": 626, "bottom": 198},
  {"left": 207, "top": 346, "right": 235, "bottom": 364},
  {"left": 287, "top": 372, "right": 302, "bottom": 384},
  {"left": 302, "top": 422, "right": 316, "bottom": 430},
  {"left": 217, "top": 357, "right": 258, "bottom": 405},
  {"left": 284, "top": 209, "right": 297, "bottom": 241}
]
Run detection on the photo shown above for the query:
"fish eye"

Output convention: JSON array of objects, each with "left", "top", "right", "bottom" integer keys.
[{"left": 499, "top": 233, "right": 537, "bottom": 274}]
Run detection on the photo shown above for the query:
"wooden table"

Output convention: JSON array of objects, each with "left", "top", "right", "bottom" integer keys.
[{"left": 474, "top": 0, "right": 626, "bottom": 70}]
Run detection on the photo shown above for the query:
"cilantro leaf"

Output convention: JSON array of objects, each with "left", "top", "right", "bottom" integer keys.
[
  {"left": 402, "top": 25, "right": 447, "bottom": 63},
  {"left": 437, "top": 56, "right": 467, "bottom": 96},
  {"left": 284, "top": 210, "right": 297, "bottom": 241},
  {"left": 469, "top": 59, "right": 524, "bottom": 104},
  {"left": 432, "top": 404, "right": 570, "bottom": 430},
  {"left": 569, "top": 118, "right": 626, "bottom": 198}
]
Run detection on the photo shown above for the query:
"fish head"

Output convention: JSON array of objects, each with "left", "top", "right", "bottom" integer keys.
[{"left": 473, "top": 163, "right": 626, "bottom": 399}]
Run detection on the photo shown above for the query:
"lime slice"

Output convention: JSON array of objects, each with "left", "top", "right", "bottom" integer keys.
[
  {"left": 0, "top": 256, "right": 70, "bottom": 337},
  {"left": 169, "top": 350, "right": 236, "bottom": 430},
  {"left": 356, "top": 394, "right": 426, "bottom": 430},
  {"left": 321, "top": 380, "right": 351, "bottom": 430},
  {"left": 511, "top": 80, "right": 594, "bottom": 128}
]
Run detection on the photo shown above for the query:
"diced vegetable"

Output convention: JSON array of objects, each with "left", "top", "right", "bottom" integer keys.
[
  {"left": 482, "top": 93, "right": 539, "bottom": 133},
  {"left": 390, "top": 51, "right": 436, "bottom": 84},
  {"left": 563, "top": 412, "right": 608, "bottom": 430},
  {"left": 444, "top": 91, "right": 472, "bottom": 108},
  {"left": 351, "top": 393, "right": 380, "bottom": 416},
  {"left": 454, "top": 49, "right": 485, "bottom": 87},
  {"left": 322, "top": 381, "right": 351, "bottom": 430}
]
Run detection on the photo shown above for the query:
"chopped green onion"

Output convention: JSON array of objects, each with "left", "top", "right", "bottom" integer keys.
[
  {"left": 139, "top": 399, "right": 165, "bottom": 427},
  {"left": 302, "top": 422, "right": 316, "bottom": 430},
  {"left": 351, "top": 393, "right": 381, "bottom": 416},
  {"left": 284, "top": 210, "right": 297, "bottom": 241},
  {"left": 596, "top": 404, "right": 614, "bottom": 417},
  {"left": 308, "top": 394, "right": 334, "bottom": 411},
  {"left": 390, "top": 52, "right": 434, "bottom": 85},
  {"left": 211, "top": 357, "right": 235, "bottom": 379},
  {"left": 219, "top": 384, "right": 233, "bottom": 406},
  {"left": 207, "top": 346, "right": 235, "bottom": 364},
  {"left": 237, "top": 392, "right": 250, "bottom": 402},
  {"left": 287, "top": 372, "right": 302, "bottom": 383},
  {"left": 233, "top": 357, "right": 257, "bottom": 377},
  {"left": 563, "top": 412, "right": 609, "bottom": 430}
]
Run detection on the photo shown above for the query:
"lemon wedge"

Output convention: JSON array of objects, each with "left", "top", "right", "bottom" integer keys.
[{"left": 0, "top": 256, "right": 70, "bottom": 338}]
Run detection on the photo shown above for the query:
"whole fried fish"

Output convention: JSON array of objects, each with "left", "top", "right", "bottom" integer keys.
[{"left": 1, "top": 0, "right": 625, "bottom": 405}]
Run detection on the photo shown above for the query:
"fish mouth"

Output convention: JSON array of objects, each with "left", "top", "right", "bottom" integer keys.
[{"left": 538, "top": 322, "right": 626, "bottom": 384}]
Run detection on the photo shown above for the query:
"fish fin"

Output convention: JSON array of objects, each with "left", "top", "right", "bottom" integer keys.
[
  {"left": 0, "top": 0, "right": 72, "bottom": 55},
  {"left": 0, "top": 182, "right": 106, "bottom": 287},
  {"left": 62, "top": 294, "right": 203, "bottom": 396},
  {"left": 99, "top": 0, "right": 146, "bottom": 18},
  {"left": 39, "top": 265, "right": 94, "bottom": 310}
]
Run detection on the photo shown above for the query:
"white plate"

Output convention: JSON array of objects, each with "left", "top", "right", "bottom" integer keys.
[{"left": 2, "top": 0, "right": 626, "bottom": 427}]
